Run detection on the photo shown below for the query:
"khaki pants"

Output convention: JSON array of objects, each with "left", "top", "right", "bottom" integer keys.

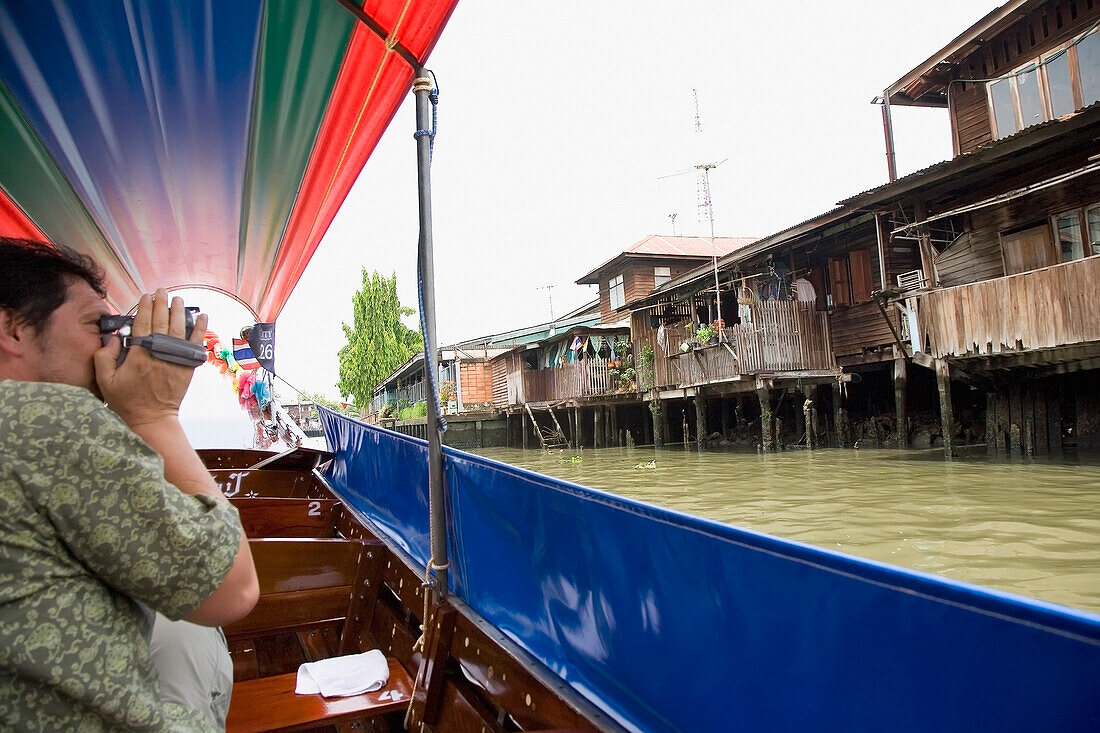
[{"left": 150, "top": 614, "right": 233, "bottom": 731}]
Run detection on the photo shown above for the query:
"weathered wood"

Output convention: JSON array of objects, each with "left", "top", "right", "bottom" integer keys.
[
  {"left": 593, "top": 406, "right": 604, "bottom": 448},
  {"left": 894, "top": 355, "right": 909, "bottom": 447},
  {"left": 917, "top": 257, "right": 1100, "bottom": 359},
  {"left": 695, "top": 391, "right": 707, "bottom": 450},
  {"left": 1009, "top": 384, "right": 1023, "bottom": 457},
  {"left": 1048, "top": 381, "right": 1063, "bottom": 456},
  {"left": 936, "top": 359, "right": 954, "bottom": 457},
  {"left": 758, "top": 386, "right": 775, "bottom": 452},
  {"left": 986, "top": 391, "right": 997, "bottom": 455}
]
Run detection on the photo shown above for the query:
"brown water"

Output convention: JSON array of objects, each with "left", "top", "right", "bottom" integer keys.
[{"left": 471, "top": 445, "right": 1100, "bottom": 614}]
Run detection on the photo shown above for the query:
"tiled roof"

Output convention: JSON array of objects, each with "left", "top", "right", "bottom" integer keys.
[{"left": 624, "top": 234, "right": 757, "bottom": 257}]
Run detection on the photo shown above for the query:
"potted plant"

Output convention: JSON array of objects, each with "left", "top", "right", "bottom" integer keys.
[{"left": 695, "top": 324, "right": 716, "bottom": 346}]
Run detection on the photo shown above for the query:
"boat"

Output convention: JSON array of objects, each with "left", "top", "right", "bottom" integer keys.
[{"left": 1, "top": 2, "right": 1098, "bottom": 731}]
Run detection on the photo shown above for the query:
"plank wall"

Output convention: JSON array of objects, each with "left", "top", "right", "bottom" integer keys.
[
  {"left": 938, "top": 174, "right": 1100, "bottom": 287},
  {"left": 597, "top": 257, "right": 710, "bottom": 322},
  {"left": 951, "top": 0, "right": 1100, "bottom": 154}
]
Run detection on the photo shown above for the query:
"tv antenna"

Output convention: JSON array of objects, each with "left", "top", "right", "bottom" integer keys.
[
  {"left": 536, "top": 283, "right": 556, "bottom": 322},
  {"left": 668, "top": 212, "right": 678, "bottom": 235},
  {"left": 657, "top": 88, "right": 727, "bottom": 334}
]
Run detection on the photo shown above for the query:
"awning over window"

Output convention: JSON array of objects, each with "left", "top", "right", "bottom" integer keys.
[{"left": 0, "top": 0, "right": 457, "bottom": 320}]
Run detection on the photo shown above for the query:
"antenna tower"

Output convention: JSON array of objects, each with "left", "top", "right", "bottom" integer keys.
[{"left": 536, "top": 283, "right": 556, "bottom": 322}]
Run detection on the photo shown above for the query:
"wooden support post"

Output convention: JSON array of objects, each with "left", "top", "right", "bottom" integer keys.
[
  {"left": 803, "top": 398, "right": 815, "bottom": 450},
  {"left": 894, "top": 353, "right": 908, "bottom": 448},
  {"left": 986, "top": 391, "right": 997, "bottom": 455},
  {"left": 521, "top": 411, "right": 528, "bottom": 450},
  {"left": 720, "top": 398, "right": 729, "bottom": 440},
  {"left": 594, "top": 407, "right": 604, "bottom": 448},
  {"left": 1022, "top": 385, "right": 1035, "bottom": 457},
  {"left": 832, "top": 382, "right": 848, "bottom": 448},
  {"left": 610, "top": 405, "right": 619, "bottom": 447},
  {"left": 1048, "top": 382, "right": 1062, "bottom": 457},
  {"left": 651, "top": 400, "right": 663, "bottom": 448},
  {"left": 757, "top": 386, "right": 775, "bottom": 452},
  {"left": 935, "top": 359, "right": 954, "bottom": 458},
  {"left": 1009, "top": 383, "right": 1022, "bottom": 457},
  {"left": 735, "top": 397, "right": 745, "bottom": 429},
  {"left": 695, "top": 391, "right": 707, "bottom": 450},
  {"left": 793, "top": 390, "right": 806, "bottom": 443},
  {"left": 573, "top": 407, "right": 582, "bottom": 448},
  {"left": 995, "top": 390, "right": 1008, "bottom": 454}
]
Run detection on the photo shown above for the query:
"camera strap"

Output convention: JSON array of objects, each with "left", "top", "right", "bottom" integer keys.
[{"left": 131, "top": 333, "right": 207, "bottom": 367}]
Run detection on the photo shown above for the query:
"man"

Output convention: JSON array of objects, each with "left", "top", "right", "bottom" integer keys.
[{"left": 0, "top": 238, "right": 258, "bottom": 731}]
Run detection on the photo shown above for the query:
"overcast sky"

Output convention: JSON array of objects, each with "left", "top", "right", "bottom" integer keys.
[{"left": 184, "top": 0, "right": 1001, "bottom": 403}]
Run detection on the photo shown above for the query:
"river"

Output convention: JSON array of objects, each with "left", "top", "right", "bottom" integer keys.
[{"left": 470, "top": 444, "right": 1100, "bottom": 614}]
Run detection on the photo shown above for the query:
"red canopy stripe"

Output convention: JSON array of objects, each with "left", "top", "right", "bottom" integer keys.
[
  {"left": 257, "top": 22, "right": 412, "bottom": 319},
  {"left": 0, "top": 188, "right": 47, "bottom": 240}
]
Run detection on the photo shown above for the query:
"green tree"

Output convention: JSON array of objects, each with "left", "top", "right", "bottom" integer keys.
[{"left": 337, "top": 270, "right": 423, "bottom": 408}]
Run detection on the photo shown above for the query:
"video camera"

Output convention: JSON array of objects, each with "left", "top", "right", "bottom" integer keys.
[{"left": 99, "top": 306, "right": 206, "bottom": 367}]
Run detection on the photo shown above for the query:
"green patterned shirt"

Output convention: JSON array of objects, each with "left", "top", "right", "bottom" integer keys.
[{"left": 0, "top": 381, "right": 242, "bottom": 731}]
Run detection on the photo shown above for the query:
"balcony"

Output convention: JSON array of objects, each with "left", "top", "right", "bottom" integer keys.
[
  {"left": 914, "top": 256, "right": 1100, "bottom": 360},
  {"left": 654, "top": 301, "right": 837, "bottom": 389},
  {"left": 508, "top": 358, "right": 630, "bottom": 405}
]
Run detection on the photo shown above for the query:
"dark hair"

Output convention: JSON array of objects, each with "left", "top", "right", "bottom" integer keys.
[{"left": 0, "top": 237, "right": 107, "bottom": 333}]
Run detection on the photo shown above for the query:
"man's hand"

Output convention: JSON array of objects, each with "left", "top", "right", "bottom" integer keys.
[{"left": 94, "top": 288, "right": 209, "bottom": 428}]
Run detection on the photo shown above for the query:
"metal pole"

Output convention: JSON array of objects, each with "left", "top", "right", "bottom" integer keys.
[
  {"left": 701, "top": 165, "right": 723, "bottom": 337},
  {"left": 880, "top": 91, "right": 898, "bottom": 182},
  {"left": 413, "top": 72, "right": 447, "bottom": 598}
]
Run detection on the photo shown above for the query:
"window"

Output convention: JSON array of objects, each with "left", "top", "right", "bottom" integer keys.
[
  {"left": 827, "top": 250, "right": 876, "bottom": 307},
  {"left": 608, "top": 274, "right": 625, "bottom": 309},
  {"left": 1051, "top": 204, "right": 1100, "bottom": 262},
  {"left": 989, "top": 30, "right": 1100, "bottom": 139},
  {"left": 1087, "top": 205, "right": 1100, "bottom": 256},
  {"left": 1055, "top": 211, "right": 1085, "bottom": 262},
  {"left": 653, "top": 266, "right": 671, "bottom": 288}
]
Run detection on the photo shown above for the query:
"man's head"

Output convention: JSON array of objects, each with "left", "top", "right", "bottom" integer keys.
[{"left": 0, "top": 237, "right": 111, "bottom": 391}]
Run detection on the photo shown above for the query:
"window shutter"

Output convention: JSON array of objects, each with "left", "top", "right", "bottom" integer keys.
[
  {"left": 849, "top": 249, "right": 874, "bottom": 303},
  {"left": 828, "top": 257, "right": 851, "bottom": 306}
]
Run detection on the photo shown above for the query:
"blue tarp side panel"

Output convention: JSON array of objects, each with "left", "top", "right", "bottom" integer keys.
[
  {"left": 320, "top": 408, "right": 1100, "bottom": 733},
  {"left": 320, "top": 408, "right": 433, "bottom": 565}
]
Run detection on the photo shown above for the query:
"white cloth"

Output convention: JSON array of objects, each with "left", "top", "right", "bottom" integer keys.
[
  {"left": 794, "top": 277, "right": 816, "bottom": 303},
  {"left": 295, "top": 649, "right": 390, "bottom": 698}
]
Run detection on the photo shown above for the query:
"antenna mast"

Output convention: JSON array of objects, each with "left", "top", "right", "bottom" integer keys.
[
  {"left": 692, "top": 88, "right": 723, "bottom": 336},
  {"left": 537, "top": 283, "right": 556, "bottom": 322}
]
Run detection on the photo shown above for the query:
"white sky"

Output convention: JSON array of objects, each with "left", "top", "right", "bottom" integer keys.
[{"left": 181, "top": 0, "right": 1002, "bottom": 402}]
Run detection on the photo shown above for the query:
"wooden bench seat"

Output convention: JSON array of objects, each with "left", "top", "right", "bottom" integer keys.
[
  {"left": 211, "top": 469, "right": 328, "bottom": 499},
  {"left": 226, "top": 656, "right": 412, "bottom": 733},
  {"left": 229, "top": 497, "right": 338, "bottom": 538}
]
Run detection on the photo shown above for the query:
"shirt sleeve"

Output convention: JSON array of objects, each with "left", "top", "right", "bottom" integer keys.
[{"left": 16, "top": 385, "right": 241, "bottom": 619}]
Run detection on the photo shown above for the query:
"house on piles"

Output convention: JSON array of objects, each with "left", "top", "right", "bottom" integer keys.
[
  {"left": 628, "top": 0, "right": 1100, "bottom": 457},
  {"left": 369, "top": 341, "right": 510, "bottom": 448},
  {"left": 849, "top": 0, "right": 1100, "bottom": 456},
  {"left": 627, "top": 211, "right": 873, "bottom": 452}
]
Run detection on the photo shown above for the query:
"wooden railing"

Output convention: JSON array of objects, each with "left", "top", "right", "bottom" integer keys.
[
  {"left": 915, "top": 255, "right": 1100, "bottom": 358},
  {"left": 511, "top": 358, "right": 619, "bottom": 405},
  {"left": 653, "top": 302, "right": 836, "bottom": 389}
]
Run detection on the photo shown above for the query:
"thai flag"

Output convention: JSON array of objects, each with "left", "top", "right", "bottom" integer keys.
[{"left": 233, "top": 338, "right": 260, "bottom": 370}]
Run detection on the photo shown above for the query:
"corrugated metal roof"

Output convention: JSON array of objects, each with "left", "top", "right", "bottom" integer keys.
[
  {"left": 840, "top": 102, "right": 1100, "bottom": 207},
  {"left": 577, "top": 234, "right": 758, "bottom": 283}
]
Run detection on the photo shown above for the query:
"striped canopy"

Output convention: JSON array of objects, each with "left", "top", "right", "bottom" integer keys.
[{"left": 0, "top": 0, "right": 458, "bottom": 319}]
